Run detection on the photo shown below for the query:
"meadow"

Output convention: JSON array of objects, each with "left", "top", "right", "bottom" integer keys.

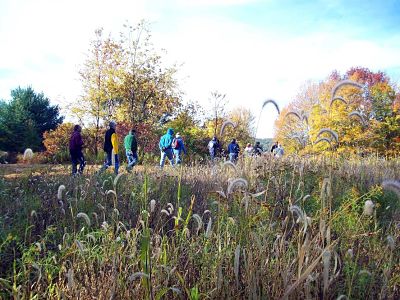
[{"left": 0, "top": 154, "right": 399, "bottom": 299}]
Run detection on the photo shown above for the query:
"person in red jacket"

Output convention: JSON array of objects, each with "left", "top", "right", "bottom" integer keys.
[{"left": 69, "top": 125, "right": 86, "bottom": 175}]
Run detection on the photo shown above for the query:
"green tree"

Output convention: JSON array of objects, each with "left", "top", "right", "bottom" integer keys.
[
  {"left": 117, "top": 21, "right": 181, "bottom": 125},
  {"left": 75, "top": 28, "right": 122, "bottom": 155},
  {"left": 0, "top": 87, "right": 63, "bottom": 152}
]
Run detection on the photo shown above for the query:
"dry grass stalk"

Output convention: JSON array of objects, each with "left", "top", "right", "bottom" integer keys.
[
  {"left": 220, "top": 120, "right": 236, "bottom": 136},
  {"left": 331, "top": 79, "right": 364, "bottom": 100},
  {"left": 262, "top": 99, "right": 280, "bottom": 114},
  {"left": 330, "top": 96, "right": 348, "bottom": 107}
]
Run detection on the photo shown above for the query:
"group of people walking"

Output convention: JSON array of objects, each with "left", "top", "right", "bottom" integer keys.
[{"left": 68, "top": 121, "right": 283, "bottom": 175}]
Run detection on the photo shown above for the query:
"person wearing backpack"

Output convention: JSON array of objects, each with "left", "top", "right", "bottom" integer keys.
[
  {"left": 227, "top": 138, "right": 240, "bottom": 163},
  {"left": 208, "top": 136, "right": 220, "bottom": 161},
  {"left": 124, "top": 128, "right": 138, "bottom": 172},
  {"left": 159, "top": 128, "right": 175, "bottom": 168},
  {"left": 253, "top": 141, "right": 264, "bottom": 156},
  {"left": 172, "top": 132, "right": 187, "bottom": 165}
]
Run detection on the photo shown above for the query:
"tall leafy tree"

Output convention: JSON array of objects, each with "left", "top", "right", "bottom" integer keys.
[
  {"left": 274, "top": 67, "right": 400, "bottom": 156},
  {"left": 0, "top": 87, "right": 63, "bottom": 152},
  {"left": 75, "top": 28, "right": 123, "bottom": 155},
  {"left": 117, "top": 21, "right": 181, "bottom": 124}
]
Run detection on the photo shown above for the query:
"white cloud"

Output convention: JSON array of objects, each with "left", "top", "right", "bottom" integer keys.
[{"left": 1, "top": 0, "right": 399, "bottom": 138}]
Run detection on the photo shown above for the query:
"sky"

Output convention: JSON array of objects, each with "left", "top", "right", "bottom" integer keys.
[{"left": 1, "top": 0, "right": 400, "bottom": 137}]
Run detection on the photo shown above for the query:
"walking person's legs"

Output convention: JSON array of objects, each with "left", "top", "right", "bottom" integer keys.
[
  {"left": 160, "top": 151, "right": 167, "bottom": 168},
  {"left": 114, "top": 154, "right": 119, "bottom": 174},
  {"left": 174, "top": 150, "right": 182, "bottom": 164},
  {"left": 70, "top": 151, "right": 78, "bottom": 175},
  {"left": 78, "top": 152, "right": 86, "bottom": 174},
  {"left": 165, "top": 148, "right": 175, "bottom": 166}
]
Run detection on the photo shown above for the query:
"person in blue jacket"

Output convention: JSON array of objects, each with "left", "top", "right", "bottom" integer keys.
[
  {"left": 227, "top": 138, "right": 240, "bottom": 163},
  {"left": 159, "top": 128, "right": 175, "bottom": 168},
  {"left": 172, "top": 132, "right": 187, "bottom": 165}
]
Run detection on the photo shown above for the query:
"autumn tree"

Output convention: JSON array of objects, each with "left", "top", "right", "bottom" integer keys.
[
  {"left": 75, "top": 28, "right": 123, "bottom": 155},
  {"left": 274, "top": 67, "right": 400, "bottom": 156},
  {"left": 116, "top": 21, "right": 181, "bottom": 125}
]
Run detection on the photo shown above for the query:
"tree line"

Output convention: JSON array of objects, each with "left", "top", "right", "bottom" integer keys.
[{"left": 0, "top": 21, "right": 399, "bottom": 163}]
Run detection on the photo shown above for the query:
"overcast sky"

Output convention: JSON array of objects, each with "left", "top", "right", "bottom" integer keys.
[{"left": 1, "top": 0, "right": 399, "bottom": 137}]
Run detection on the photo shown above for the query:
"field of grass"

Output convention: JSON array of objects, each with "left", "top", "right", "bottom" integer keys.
[{"left": 0, "top": 155, "right": 399, "bottom": 299}]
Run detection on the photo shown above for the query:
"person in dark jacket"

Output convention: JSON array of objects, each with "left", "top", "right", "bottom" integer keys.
[
  {"left": 159, "top": 128, "right": 175, "bottom": 168},
  {"left": 253, "top": 141, "right": 264, "bottom": 156},
  {"left": 124, "top": 129, "right": 138, "bottom": 172},
  {"left": 227, "top": 139, "right": 240, "bottom": 163},
  {"left": 270, "top": 141, "right": 278, "bottom": 155},
  {"left": 100, "top": 121, "right": 119, "bottom": 174},
  {"left": 172, "top": 132, "right": 187, "bottom": 165},
  {"left": 69, "top": 124, "right": 85, "bottom": 175}
]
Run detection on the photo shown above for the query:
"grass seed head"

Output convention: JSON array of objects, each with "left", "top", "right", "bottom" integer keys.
[
  {"left": 57, "top": 185, "right": 66, "bottom": 200},
  {"left": 363, "top": 200, "right": 374, "bottom": 216},
  {"left": 76, "top": 212, "right": 91, "bottom": 227}
]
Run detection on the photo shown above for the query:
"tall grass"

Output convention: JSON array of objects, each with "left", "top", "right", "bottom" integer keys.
[{"left": 0, "top": 155, "right": 399, "bottom": 299}]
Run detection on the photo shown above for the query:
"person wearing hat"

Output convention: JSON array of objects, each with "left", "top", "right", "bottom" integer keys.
[
  {"left": 172, "top": 132, "right": 187, "bottom": 165},
  {"left": 100, "top": 121, "right": 119, "bottom": 174},
  {"left": 159, "top": 128, "right": 175, "bottom": 168}
]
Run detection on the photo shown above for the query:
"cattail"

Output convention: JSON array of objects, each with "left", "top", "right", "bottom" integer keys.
[
  {"left": 150, "top": 199, "right": 156, "bottom": 213},
  {"left": 57, "top": 185, "right": 66, "bottom": 200},
  {"left": 262, "top": 99, "right": 280, "bottom": 114},
  {"left": 363, "top": 200, "right": 374, "bottom": 216},
  {"left": 227, "top": 178, "right": 248, "bottom": 194},
  {"left": 316, "top": 128, "right": 338, "bottom": 143},
  {"left": 331, "top": 79, "right": 364, "bottom": 100},
  {"left": 348, "top": 111, "right": 367, "bottom": 126},
  {"left": 23, "top": 148, "right": 34, "bottom": 161},
  {"left": 382, "top": 180, "right": 400, "bottom": 199},
  {"left": 220, "top": 120, "right": 236, "bottom": 136},
  {"left": 76, "top": 212, "right": 91, "bottom": 227},
  {"left": 330, "top": 96, "right": 347, "bottom": 107}
]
